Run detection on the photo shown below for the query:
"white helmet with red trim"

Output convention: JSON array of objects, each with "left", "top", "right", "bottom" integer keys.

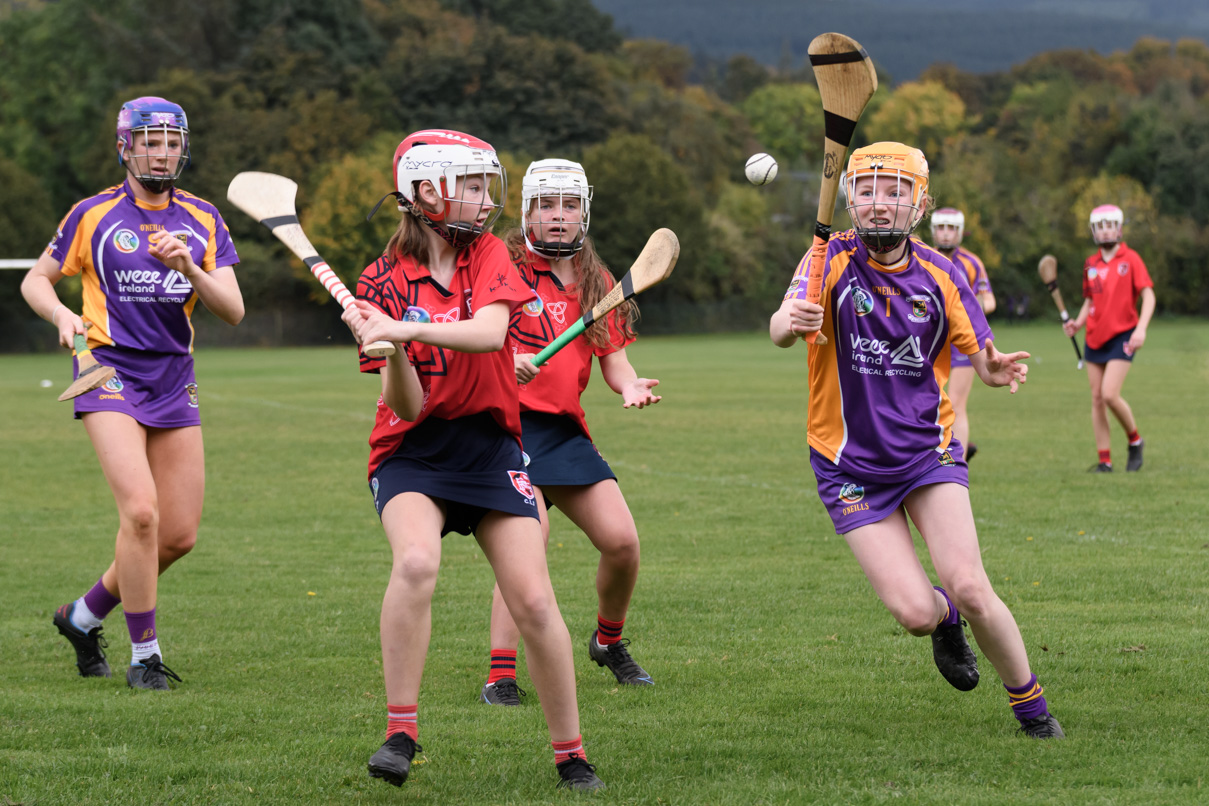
[
  {"left": 842, "top": 142, "right": 930, "bottom": 253},
  {"left": 390, "top": 129, "right": 506, "bottom": 249},
  {"left": 521, "top": 159, "right": 592, "bottom": 259},
  {"left": 930, "top": 207, "right": 964, "bottom": 250},
  {"left": 1089, "top": 204, "right": 1124, "bottom": 247}
]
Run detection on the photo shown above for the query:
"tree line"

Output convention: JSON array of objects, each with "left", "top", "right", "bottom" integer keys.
[{"left": 2, "top": 0, "right": 1205, "bottom": 350}]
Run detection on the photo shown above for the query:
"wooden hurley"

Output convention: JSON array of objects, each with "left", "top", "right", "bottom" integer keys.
[
  {"left": 227, "top": 171, "right": 395, "bottom": 358},
  {"left": 1038, "top": 254, "right": 1084, "bottom": 368},
  {"left": 59, "top": 329, "right": 116, "bottom": 401},
  {"left": 532, "top": 228, "right": 679, "bottom": 367},
  {"left": 799, "top": 33, "right": 879, "bottom": 346}
]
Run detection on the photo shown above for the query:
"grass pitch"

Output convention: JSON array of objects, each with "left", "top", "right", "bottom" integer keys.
[{"left": 1, "top": 321, "right": 1207, "bottom": 805}]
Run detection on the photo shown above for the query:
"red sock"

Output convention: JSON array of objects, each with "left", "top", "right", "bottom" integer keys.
[
  {"left": 386, "top": 703, "right": 417, "bottom": 741},
  {"left": 552, "top": 734, "right": 586, "bottom": 765},
  {"left": 595, "top": 615, "right": 624, "bottom": 646},
  {"left": 1098, "top": 450, "right": 1112, "bottom": 465},
  {"left": 487, "top": 649, "right": 517, "bottom": 684},
  {"left": 1127, "top": 430, "right": 1141, "bottom": 446}
]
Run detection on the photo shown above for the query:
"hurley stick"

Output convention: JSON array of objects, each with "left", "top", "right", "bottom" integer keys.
[
  {"left": 59, "top": 325, "right": 116, "bottom": 401},
  {"left": 532, "top": 228, "right": 679, "bottom": 367},
  {"left": 799, "top": 33, "right": 879, "bottom": 346},
  {"left": 1038, "top": 254, "right": 1084, "bottom": 368}
]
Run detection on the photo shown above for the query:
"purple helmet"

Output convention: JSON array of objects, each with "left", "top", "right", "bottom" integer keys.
[{"left": 116, "top": 97, "right": 190, "bottom": 193}]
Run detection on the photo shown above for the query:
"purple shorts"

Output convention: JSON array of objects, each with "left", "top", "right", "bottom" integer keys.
[
  {"left": 810, "top": 443, "right": 969, "bottom": 534},
  {"left": 73, "top": 346, "right": 201, "bottom": 428},
  {"left": 949, "top": 343, "right": 973, "bottom": 369}
]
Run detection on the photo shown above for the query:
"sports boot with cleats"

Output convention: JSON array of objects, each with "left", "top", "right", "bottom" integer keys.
[
  {"left": 1126, "top": 439, "right": 1144, "bottom": 472},
  {"left": 1018, "top": 713, "right": 1065, "bottom": 739},
  {"left": 368, "top": 733, "right": 422, "bottom": 786},
  {"left": 480, "top": 677, "right": 526, "bottom": 706},
  {"left": 53, "top": 603, "right": 110, "bottom": 678},
  {"left": 1088, "top": 462, "right": 1113, "bottom": 473},
  {"left": 126, "top": 654, "right": 181, "bottom": 691},
  {"left": 931, "top": 620, "right": 979, "bottom": 691},
  {"left": 556, "top": 753, "right": 605, "bottom": 791},
  {"left": 589, "top": 634, "right": 653, "bottom": 686}
]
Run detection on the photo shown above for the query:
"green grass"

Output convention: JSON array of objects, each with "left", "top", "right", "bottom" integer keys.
[{"left": 1, "top": 320, "right": 1207, "bottom": 805}]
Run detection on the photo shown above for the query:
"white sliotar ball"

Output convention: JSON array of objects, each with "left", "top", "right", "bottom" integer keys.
[{"left": 745, "top": 153, "right": 778, "bottom": 185}]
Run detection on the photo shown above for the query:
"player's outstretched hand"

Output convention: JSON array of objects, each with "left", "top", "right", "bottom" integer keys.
[
  {"left": 984, "top": 341, "right": 1029, "bottom": 394},
  {"left": 515, "top": 353, "right": 540, "bottom": 384},
  {"left": 622, "top": 378, "right": 661, "bottom": 409}
]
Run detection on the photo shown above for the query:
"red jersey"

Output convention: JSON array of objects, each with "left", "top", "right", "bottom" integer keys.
[
  {"left": 508, "top": 251, "right": 634, "bottom": 439},
  {"left": 1082, "top": 243, "right": 1152, "bottom": 350},
  {"left": 357, "top": 234, "right": 535, "bottom": 479}
]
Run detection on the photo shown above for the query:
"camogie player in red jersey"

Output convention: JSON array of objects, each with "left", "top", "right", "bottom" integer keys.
[
  {"left": 1063, "top": 204, "right": 1155, "bottom": 472},
  {"left": 341, "top": 132, "right": 603, "bottom": 791},
  {"left": 930, "top": 208, "right": 995, "bottom": 461},
  {"left": 771, "top": 142, "right": 1062, "bottom": 739},
  {"left": 477, "top": 159, "right": 660, "bottom": 707}
]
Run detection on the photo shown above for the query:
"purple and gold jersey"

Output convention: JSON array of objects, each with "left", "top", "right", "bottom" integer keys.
[
  {"left": 784, "top": 231, "right": 992, "bottom": 482},
  {"left": 950, "top": 246, "right": 991, "bottom": 296},
  {"left": 46, "top": 179, "right": 239, "bottom": 354}
]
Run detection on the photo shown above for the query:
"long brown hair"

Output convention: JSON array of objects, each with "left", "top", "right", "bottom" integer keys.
[
  {"left": 385, "top": 209, "right": 432, "bottom": 267},
  {"left": 503, "top": 227, "right": 638, "bottom": 350}
]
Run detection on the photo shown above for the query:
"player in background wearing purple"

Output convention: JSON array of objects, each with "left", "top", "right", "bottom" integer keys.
[
  {"left": 341, "top": 131, "right": 604, "bottom": 791},
  {"left": 478, "top": 160, "right": 659, "bottom": 707},
  {"left": 1063, "top": 205, "right": 1155, "bottom": 472},
  {"left": 20, "top": 97, "right": 244, "bottom": 690},
  {"left": 770, "top": 142, "right": 1063, "bottom": 738},
  {"left": 930, "top": 208, "right": 996, "bottom": 461}
]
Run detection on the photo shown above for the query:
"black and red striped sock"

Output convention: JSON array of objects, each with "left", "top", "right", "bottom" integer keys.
[
  {"left": 1127, "top": 430, "right": 1142, "bottom": 446},
  {"left": 595, "top": 615, "right": 624, "bottom": 647},
  {"left": 1098, "top": 449, "right": 1112, "bottom": 466},
  {"left": 487, "top": 649, "right": 517, "bottom": 684}
]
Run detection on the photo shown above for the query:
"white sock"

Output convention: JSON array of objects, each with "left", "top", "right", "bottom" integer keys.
[
  {"left": 131, "top": 638, "right": 161, "bottom": 665},
  {"left": 70, "top": 598, "right": 103, "bottom": 633}
]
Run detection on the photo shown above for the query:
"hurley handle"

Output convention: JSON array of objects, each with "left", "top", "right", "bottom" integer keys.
[{"left": 531, "top": 319, "right": 587, "bottom": 367}]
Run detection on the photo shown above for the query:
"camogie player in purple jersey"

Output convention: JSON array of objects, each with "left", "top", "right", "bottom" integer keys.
[
  {"left": 930, "top": 208, "right": 996, "bottom": 461},
  {"left": 21, "top": 97, "right": 244, "bottom": 690},
  {"left": 770, "top": 142, "right": 1063, "bottom": 739}
]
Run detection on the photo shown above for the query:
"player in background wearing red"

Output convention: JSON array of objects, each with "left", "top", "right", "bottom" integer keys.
[
  {"left": 341, "top": 132, "right": 604, "bottom": 791},
  {"left": 771, "top": 142, "right": 1063, "bottom": 739},
  {"left": 21, "top": 97, "right": 243, "bottom": 691},
  {"left": 1063, "top": 204, "right": 1155, "bottom": 472},
  {"left": 930, "top": 208, "right": 995, "bottom": 461},
  {"left": 478, "top": 160, "right": 659, "bottom": 707}
]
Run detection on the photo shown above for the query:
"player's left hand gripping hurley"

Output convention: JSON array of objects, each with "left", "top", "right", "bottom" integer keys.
[
  {"left": 531, "top": 228, "right": 679, "bottom": 367},
  {"left": 226, "top": 172, "right": 395, "bottom": 357},
  {"left": 799, "top": 33, "right": 879, "bottom": 346}
]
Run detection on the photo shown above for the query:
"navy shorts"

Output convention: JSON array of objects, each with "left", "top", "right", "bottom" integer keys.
[
  {"left": 73, "top": 345, "right": 200, "bottom": 428},
  {"left": 520, "top": 411, "right": 616, "bottom": 489},
  {"left": 810, "top": 442, "right": 970, "bottom": 534},
  {"left": 370, "top": 413, "right": 539, "bottom": 536},
  {"left": 1084, "top": 328, "right": 1134, "bottom": 364}
]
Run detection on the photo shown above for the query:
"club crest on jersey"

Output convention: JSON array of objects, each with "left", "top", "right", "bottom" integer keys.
[
  {"left": 523, "top": 296, "right": 545, "bottom": 317},
  {"left": 173, "top": 232, "right": 188, "bottom": 247},
  {"left": 403, "top": 306, "right": 431, "bottom": 323},
  {"left": 103, "top": 376, "right": 124, "bottom": 393},
  {"left": 852, "top": 287, "right": 874, "bottom": 316},
  {"left": 907, "top": 295, "right": 931, "bottom": 323},
  {"left": 546, "top": 301, "right": 568, "bottom": 325},
  {"left": 838, "top": 483, "right": 865, "bottom": 504},
  {"left": 1117, "top": 261, "right": 1129, "bottom": 276},
  {"left": 433, "top": 309, "right": 459, "bottom": 324},
  {"left": 508, "top": 470, "right": 536, "bottom": 501},
  {"left": 1087, "top": 268, "right": 1098, "bottom": 280},
  {"left": 939, "top": 450, "right": 956, "bottom": 466},
  {"left": 113, "top": 229, "right": 139, "bottom": 254},
  {"left": 185, "top": 382, "right": 199, "bottom": 408}
]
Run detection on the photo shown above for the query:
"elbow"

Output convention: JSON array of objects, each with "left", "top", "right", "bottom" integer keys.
[{"left": 226, "top": 303, "right": 246, "bottom": 326}]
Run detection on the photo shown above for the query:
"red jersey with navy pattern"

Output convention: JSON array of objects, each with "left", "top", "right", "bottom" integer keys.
[
  {"left": 46, "top": 179, "right": 239, "bottom": 354},
  {"left": 508, "top": 251, "right": 634, "bottom": 439},
  {"left": 357, "top": 234, "right": 535, "bottom": 479},
  {"left": 1081, "top": 243, "right": 1153, "bottom": 350}
]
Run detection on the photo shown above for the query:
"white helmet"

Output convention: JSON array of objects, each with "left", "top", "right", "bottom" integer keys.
[
  {"left": 387, "top": 129, "right": 506, "bottom": 249},
  {"left": 930, "top": 207, "right": 964, "bottom": 250},
  {"left": 521, "top": 159, "right": 592, "bottom": 259},
  {"left": 1089, "top": 204, "right": 1124, "bottom": 247}
]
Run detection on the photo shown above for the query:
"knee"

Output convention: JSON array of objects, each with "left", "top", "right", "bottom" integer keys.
[
  {"left": 598, "top": 530, "right": 640, "bottom": 570},
  {"left": 506, "top": 585, "right": 559, "bottom": 634},
  {"left": 391, "top": 549, "right": 440, "bottom": 590},
  {"left": 122, "top": 500, "right": 159, "bottom": 539},
  {"left": 1089, "top": 389, "right": 1106, "bottom": 408},
  {"left": 1102, "top": 391, "right": 1123, "bottom": 409},
  {"left": 893, "top": 596, "right": 942, "bottom": 637},
  {"left": 160, "top": 531, "right": 197, "bottom": 564},
  {"left": 947, "top": 578, "right": 995, "bottom": 622}
]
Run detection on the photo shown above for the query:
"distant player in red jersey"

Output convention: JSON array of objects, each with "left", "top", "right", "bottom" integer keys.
[
  {"left": 1063, "top": 204, "right": 1154, "bottom": 472},
  {"left": 341, "top": 132, "right": 603, "bottom": 791},
  {"left": 930, "top": 208, "right": 995, "bottom": 461},
  {"left": 21, "top": 97, "right": 244, "bottom": 691},
  {"left": 476, "top": 159, "right": 660, "bottom": 707},
  {"left": 771, "top": 142, "right": 1062, "bottom": 739}
]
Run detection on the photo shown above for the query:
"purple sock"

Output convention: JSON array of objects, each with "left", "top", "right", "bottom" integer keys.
[
  {"left": 83, "top": 577, "right": 121, "bottom": 620},
  {"left": 1005, "top": 673, "right": 1049, "bottom": 721},
  {"left": 124, "top": 607, "right": 157, "bottom": 647},
  {"left": 933, "top": 586, "right": 961, "bottom": 626}
]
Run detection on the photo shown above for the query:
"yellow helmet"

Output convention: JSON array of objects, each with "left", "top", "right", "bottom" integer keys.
[{"left": 842, "top": 142, "right": 930, "bottom": 253}]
